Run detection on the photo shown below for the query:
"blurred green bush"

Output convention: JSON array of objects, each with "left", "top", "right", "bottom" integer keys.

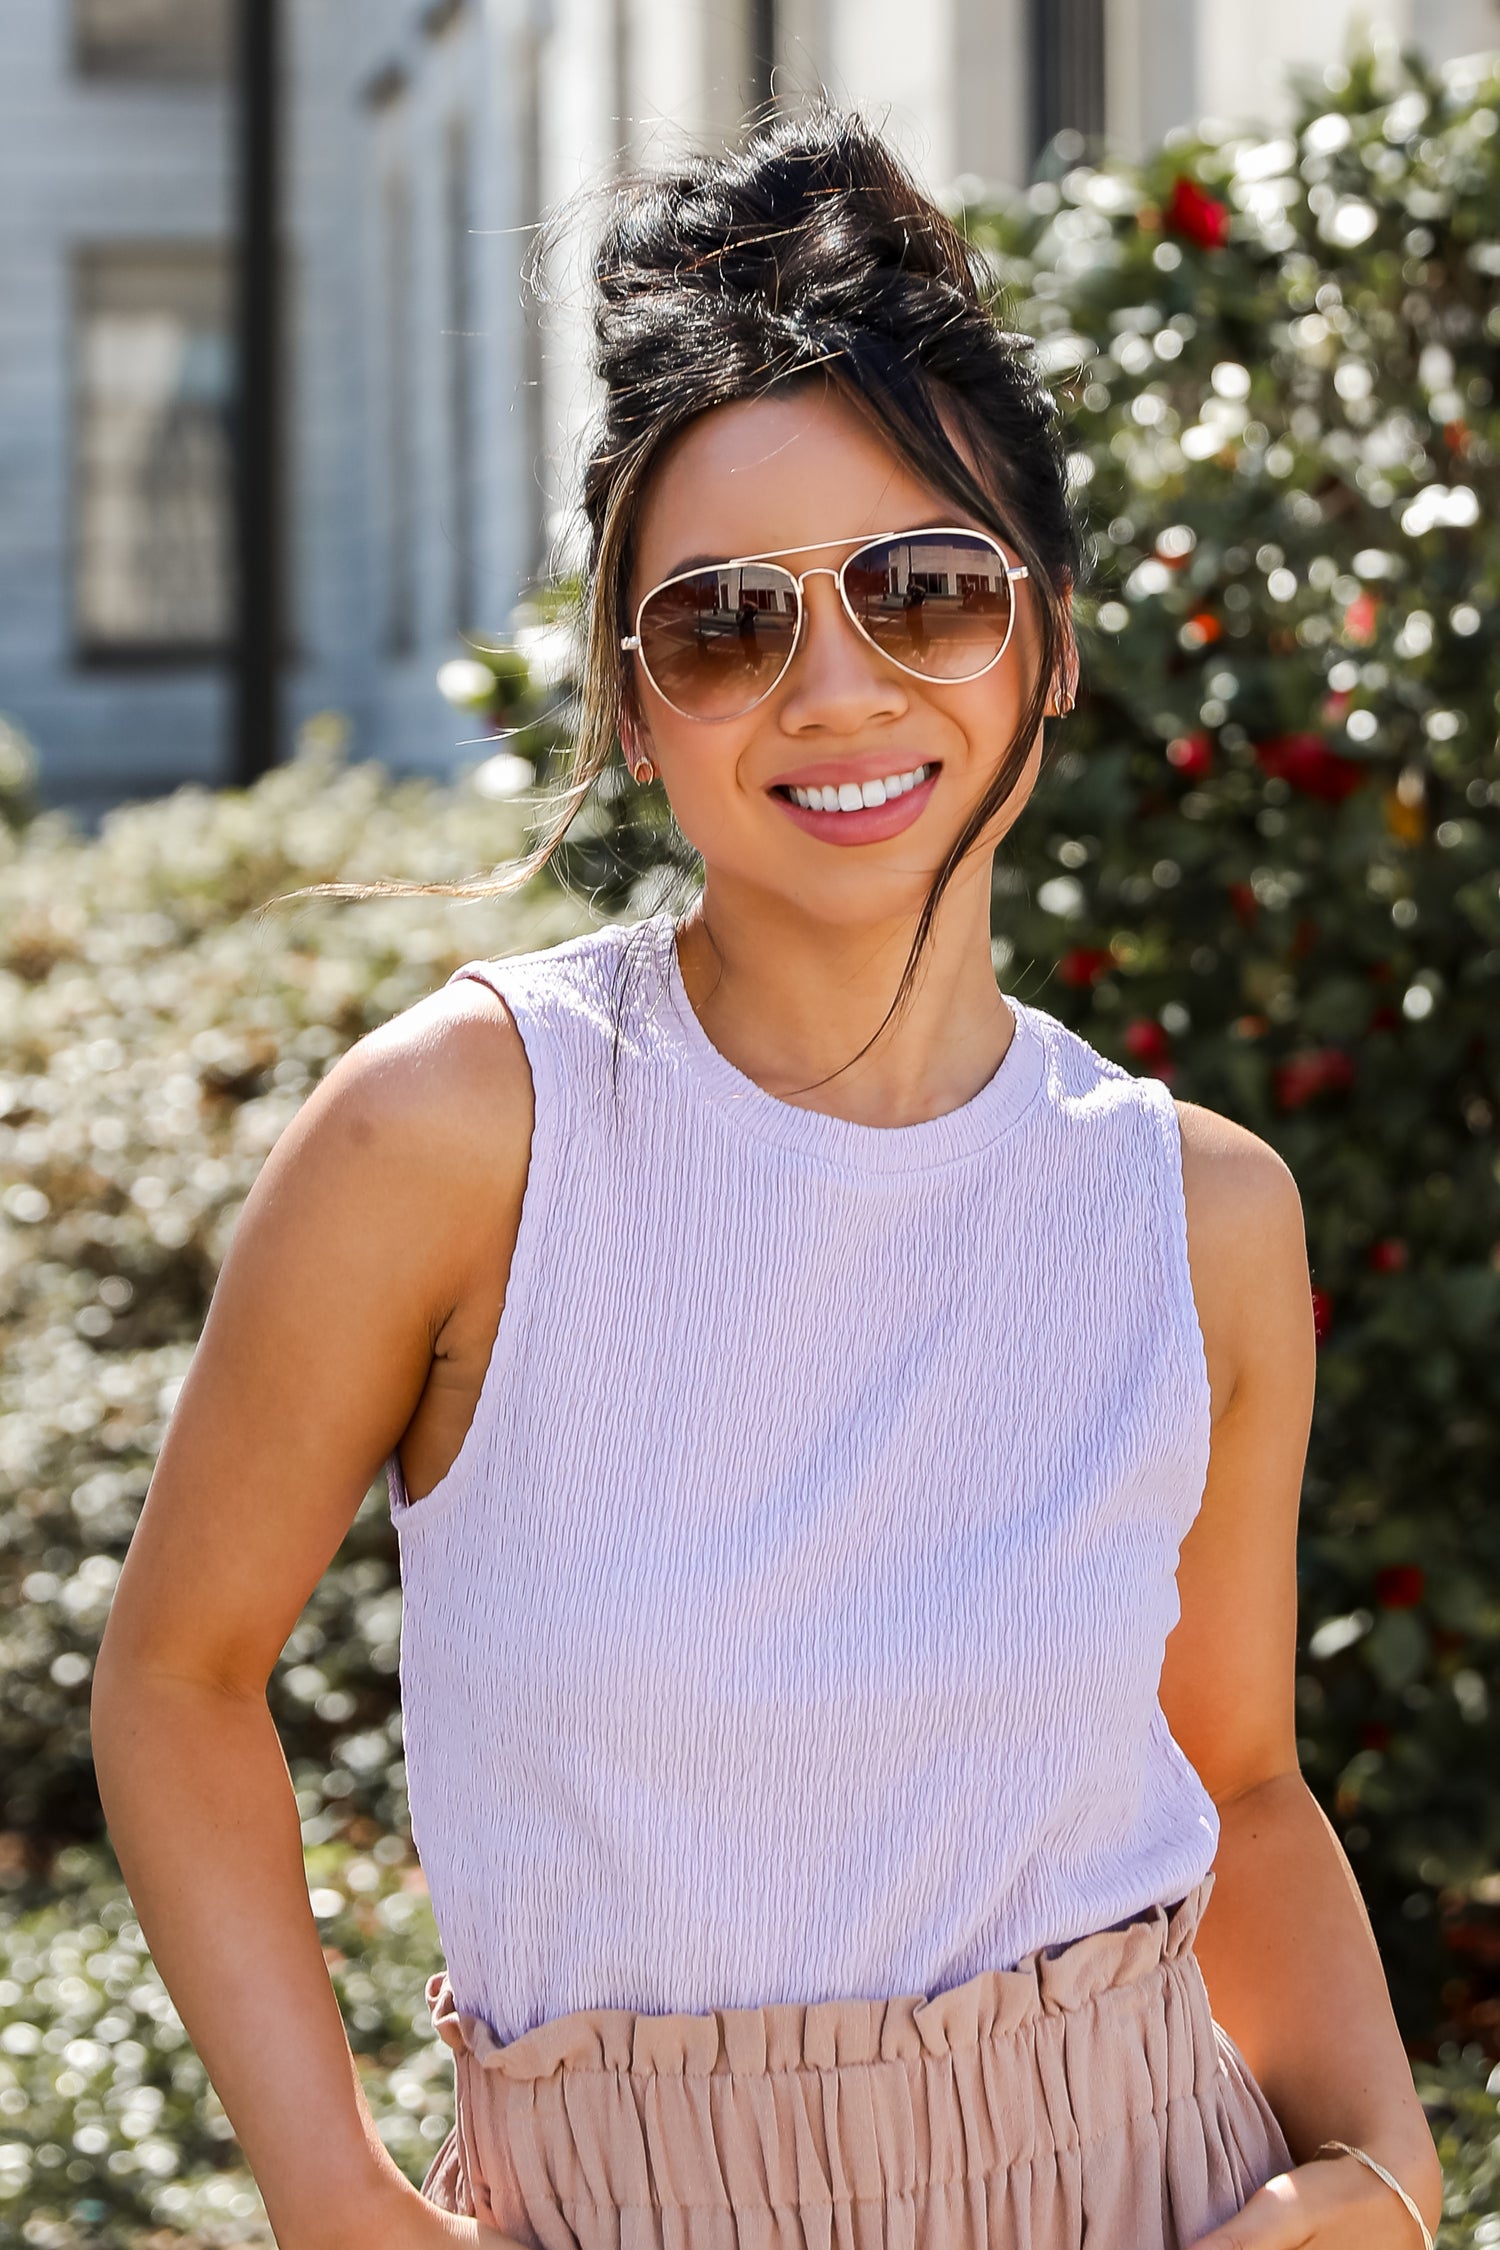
[{"left": 946, "top": 40, "right": 1500, "bottom": 2066}]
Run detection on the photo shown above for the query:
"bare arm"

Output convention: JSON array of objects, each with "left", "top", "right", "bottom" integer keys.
[
  {"left": 1161, "top": 1111, "right": 1442, "bottom": 2246},
  {"left": 90, "top": 981, "right": 532, "bottom": 2250}
]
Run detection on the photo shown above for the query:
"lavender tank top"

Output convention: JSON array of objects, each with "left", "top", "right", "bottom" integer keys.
[{"left": 386, "top": 908, "right": 1220, "bottom": 2044}]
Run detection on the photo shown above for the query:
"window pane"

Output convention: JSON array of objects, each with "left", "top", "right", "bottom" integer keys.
[
  {"left": 75, "top": 247, "right": 234, "bottom": 652},
  {"left": 75, "top": 0, "right": 230, "bottom": 80}
]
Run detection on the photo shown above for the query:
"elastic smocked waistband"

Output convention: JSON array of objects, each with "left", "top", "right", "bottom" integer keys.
[{"left": 426, "top": 1870, "right": 1216, "bottom": 2083}]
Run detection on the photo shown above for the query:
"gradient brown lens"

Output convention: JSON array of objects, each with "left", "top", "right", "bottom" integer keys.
[
  {"left": 843, "top": 532, "right": 1013, "bottom": 678},
  {"left": 637, "top": 563, "right": 800, "bottom": 718}
]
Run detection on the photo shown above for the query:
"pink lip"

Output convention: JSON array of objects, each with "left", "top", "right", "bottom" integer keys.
[{"left": 772, "top": 766, "right": 939, "bottom": 845}]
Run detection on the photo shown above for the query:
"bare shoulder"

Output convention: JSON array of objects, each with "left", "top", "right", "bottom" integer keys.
[
  {"left": 1171, "top": 1096, "right": 1302, "bottom": 1228},
  {"left": 231, "top": 968, "right": 536, "bottom": 1361},
  {"left": 325, "top": 969, "right": 530, "bottom": 1260},
  {"left": 98, "top": 972, "right": 536, "bottom": 1687},
  {"left": 327, "top": 971, "right": 533, "bottom": 1175},
  {"left": 1170, "top": 1098, "right": 1312, "bottom": 1420}
]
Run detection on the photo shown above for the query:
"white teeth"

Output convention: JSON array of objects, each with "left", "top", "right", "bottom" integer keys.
[{"left": 788, "top": 763, "right": 933, "bottom": 812}]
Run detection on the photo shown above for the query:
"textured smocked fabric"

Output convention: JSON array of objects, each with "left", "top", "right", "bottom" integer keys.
[
  {"left": 416, "top": 1872, "right": 1292, "bottom": 2248},
  {"left": 387, "top": 908, "right": 1222, "bottom": 2048}
]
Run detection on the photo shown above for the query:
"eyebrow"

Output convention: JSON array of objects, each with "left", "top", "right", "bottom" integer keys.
[{"left": 658, "top": 518, "right": 969, "bottom": 580}]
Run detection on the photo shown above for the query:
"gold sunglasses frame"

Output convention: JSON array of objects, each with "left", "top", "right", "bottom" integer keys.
[{"left": 620, "top": 525, "right": 1030, "bottom": 721}]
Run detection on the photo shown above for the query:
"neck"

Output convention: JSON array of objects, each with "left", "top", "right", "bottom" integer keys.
[{"left": 671, "top": 871, "right": 1015, "bottom": 1129}]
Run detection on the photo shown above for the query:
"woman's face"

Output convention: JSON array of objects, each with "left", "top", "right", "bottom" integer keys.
[{"left": 623, "top": 382, "right": 1068, "bottom": 932}]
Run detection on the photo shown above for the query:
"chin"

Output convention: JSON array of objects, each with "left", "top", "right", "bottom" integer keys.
[{"left": 748, "top": 880, "right": 949, "bottom": 934}]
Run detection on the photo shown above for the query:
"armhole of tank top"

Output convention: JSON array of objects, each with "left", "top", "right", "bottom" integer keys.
[
  {"left": 386, "top": 958, "right": 565, "bottom": 1536},
  {"left": 1142, "top": 1077, "right": 1214, "bottom": 1509}
]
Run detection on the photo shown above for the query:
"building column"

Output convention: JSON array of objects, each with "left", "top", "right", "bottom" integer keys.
[
  {"left": 954, "top": 0, "right": 1028, "bottom": 190},
  {"left": 1105, "top": 0, "right": 1197, "bottom": 158},
  {"left": 822, "top": 0, "right": 959, "bottom": 188}
]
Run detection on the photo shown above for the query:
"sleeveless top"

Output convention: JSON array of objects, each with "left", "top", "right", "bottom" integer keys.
[{"left": 386, "top": 908, "right": 1220, "bottom": 2046}]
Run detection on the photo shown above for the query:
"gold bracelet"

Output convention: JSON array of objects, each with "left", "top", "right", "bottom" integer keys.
[{"left": 1313, "top": 2141, "right": 1435, "bottom": 2250}]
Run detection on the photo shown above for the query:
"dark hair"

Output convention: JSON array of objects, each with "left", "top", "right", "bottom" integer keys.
[{"left": 285, "top": 105, "right": 1083, "bottom": 1091}]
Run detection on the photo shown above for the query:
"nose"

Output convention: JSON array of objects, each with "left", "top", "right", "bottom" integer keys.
[{"left": 776, "top": 570, "right": 907, "bottom": 735}]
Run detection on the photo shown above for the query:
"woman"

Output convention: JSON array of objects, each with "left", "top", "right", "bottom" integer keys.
[{"left": 91, "top": 111, "right": 1442, "bottom": 2250}]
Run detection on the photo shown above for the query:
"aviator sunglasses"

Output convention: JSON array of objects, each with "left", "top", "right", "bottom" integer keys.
[{"left": 621, "top": 525, "right": 1029, "bottom": 722}]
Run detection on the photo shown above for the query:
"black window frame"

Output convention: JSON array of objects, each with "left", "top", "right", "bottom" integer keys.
[{"left": 1027, "top": 0, "right": 1106, "bottom": 169}]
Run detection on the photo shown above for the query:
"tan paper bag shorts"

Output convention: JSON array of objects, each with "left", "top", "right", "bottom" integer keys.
[{"left": 417, "top": 1870, "right": 1292, "bottom": 2249}]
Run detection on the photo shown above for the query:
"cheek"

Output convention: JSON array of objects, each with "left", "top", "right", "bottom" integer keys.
[
  {"left": 941, "top": 669, "right": 1032, "bottom": 764},
  {"left": 647, "top": 708, "right": 760, "bottom": 828},
  {"left": 943, "top": 679, "right": 1044, "bottom": 839}
]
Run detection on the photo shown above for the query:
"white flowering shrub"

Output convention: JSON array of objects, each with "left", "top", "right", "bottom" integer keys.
[
  {"left": 0, "top": 723, "right": 598, "bottom": 2242},
  {"left": 0, "top": 1837, "right": 455, "bottom": 2248}
]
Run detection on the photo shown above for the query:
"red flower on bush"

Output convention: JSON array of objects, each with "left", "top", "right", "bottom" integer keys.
[
  {"left": 1228, "top": 881, "right": 1258, "bottom": 928},
  {"left": 1360, "top": 1720, "right": 1393, "bottom": 1752},
  {"left": 1058, "top": 947, "right": 1114, "bottom": 988},
  {"left": 1290, "top": 915, "right": 1320, "bottom": 960},
  {"left": 1370, "top": 1003, "right": 1401, "bottom": 1032},
  {"left": 1165, "top": 176, "right": 1230, "bottom": 250},
  {"left": 1167, "top": 731, "right": 1214, "bottom": 780},
  {"left": 1123, "top": 1018, "right": 1172, "bottom": 1074},
  {"left": 1310, "top": 1287, "right": 1333, "bottom": 1344},
  {"left": 1375, "top": 1564, "right": 1425, "bottom": 1610},
  {"left": 1343, "top": 592, "right": 1378, "bottom": 645},
  {"left": 1254, "top": 732, "right": 1369, "bottom": 804},
  {"left": 1368, "top": 1237, "right": 1408, "bottom": 1273},
  {"left": 1274, "top": 1048, "right": 1356, "bottom": 1109}
]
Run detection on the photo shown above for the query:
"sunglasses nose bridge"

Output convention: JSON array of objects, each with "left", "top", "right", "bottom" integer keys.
[
  {"left": 785, "top": 563, "right": 867, "bottom": 653},
  {"left": 774, "top": 564, "right": 900, "bottom": 702}
]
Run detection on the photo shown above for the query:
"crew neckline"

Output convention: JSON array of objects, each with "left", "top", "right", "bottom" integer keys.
[{"left": 643, "top": 908, "right": 1046, "bottom": 1172}]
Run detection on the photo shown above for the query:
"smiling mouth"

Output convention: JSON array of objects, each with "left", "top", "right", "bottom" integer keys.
[{"left": 770, "top": 760, "right": 940, "bottom": 813}]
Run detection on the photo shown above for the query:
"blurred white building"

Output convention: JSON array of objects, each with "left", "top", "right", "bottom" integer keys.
[{"left": 0, "top": 0, "right": 1492, "bottom": 812}]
